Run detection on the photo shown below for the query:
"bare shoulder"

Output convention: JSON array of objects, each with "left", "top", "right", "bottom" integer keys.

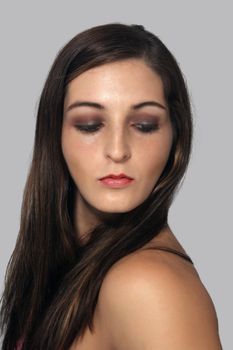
[{"left": 97, "top": 249, "right": 222, "bottom": 350}]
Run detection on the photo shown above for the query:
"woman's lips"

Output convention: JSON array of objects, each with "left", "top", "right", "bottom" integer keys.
[{"left": 99, "top": 177, "right": 134, "bottom": 188}]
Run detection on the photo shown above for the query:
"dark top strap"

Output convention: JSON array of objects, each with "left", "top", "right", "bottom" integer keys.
[{"left": 143, "top": 246, "right": 194, "bottom": 265}]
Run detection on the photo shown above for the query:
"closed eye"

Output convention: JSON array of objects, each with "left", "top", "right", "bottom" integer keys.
[
  {"left": 74, "top": 123, "right": 103, "bottom": 133},
  {"left": 74, "top": 122, "right": 160, "bottom": 134},
  {"left": 134, "top": 123, "right": 160, "bottom": 133}
]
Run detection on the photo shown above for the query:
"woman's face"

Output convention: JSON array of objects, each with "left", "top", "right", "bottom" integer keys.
[{"left": 62, "top": 58, "right": 173, "bottom": 217}]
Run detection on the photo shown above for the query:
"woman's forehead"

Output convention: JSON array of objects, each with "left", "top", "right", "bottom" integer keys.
[{"left": 64, "top": 59, "right": 166, "bottom": 110}]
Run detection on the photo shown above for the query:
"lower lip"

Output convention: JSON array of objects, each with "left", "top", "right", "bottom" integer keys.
[{"left": 99, "top": 178, "right": 134, "bottom": 188}]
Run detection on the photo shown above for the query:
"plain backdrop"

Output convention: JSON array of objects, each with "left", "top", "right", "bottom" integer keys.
[{"left": 0, "top": 1, "right": 232, "bottom": 348}]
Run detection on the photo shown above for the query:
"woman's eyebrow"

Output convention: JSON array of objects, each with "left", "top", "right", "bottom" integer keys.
[{"left": 65, "top": 100, "right": 167, "bottom": 113}]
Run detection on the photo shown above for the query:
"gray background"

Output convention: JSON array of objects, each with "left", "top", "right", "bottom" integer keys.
[{"left": 0, "top": 1, "right": 232, "bottom": 348}]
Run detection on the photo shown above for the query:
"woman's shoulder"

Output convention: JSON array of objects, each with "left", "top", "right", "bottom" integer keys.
[
  {"left": 100, "top": 241, "right": 200, "bottom": 300},
  {"left": 97, "top": 237, "right": 221, "bottom": 349},
  {"left": 99, "top": 226, "right": 201, "bottom": 302},
  {"left": 102, "top": 226, "right": 199, "bottom": 288}
]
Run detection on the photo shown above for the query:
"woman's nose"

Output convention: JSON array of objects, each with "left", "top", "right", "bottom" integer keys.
[{"left": 104, "top": 128, "right": 131, "bottom": 162}]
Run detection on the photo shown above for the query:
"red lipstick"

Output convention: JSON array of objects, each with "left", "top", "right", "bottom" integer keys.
[
  {"left": 99, "top": 173, "right": 134, "bottom": 188},
  {"left": 100, "top": 173, "right": 133, "bottom": 180}
]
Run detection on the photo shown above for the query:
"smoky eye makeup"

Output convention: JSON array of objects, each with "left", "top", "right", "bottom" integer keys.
[
  {"left": 72, "top": 116, "right": 162, "bottom": 134},
  {"left": 68, "top": 109, "right": 166, "bottom": 133},
  {"left": 133, "top": 122, "right": 160, "bottom": 134},
  {"left": 74, "top": 123, "right": 103, "bottom": 133}
]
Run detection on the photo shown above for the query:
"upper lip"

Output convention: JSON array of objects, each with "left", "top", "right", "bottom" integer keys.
[{"left": 99, "top": 173, "right": 133, "bottom": 180}]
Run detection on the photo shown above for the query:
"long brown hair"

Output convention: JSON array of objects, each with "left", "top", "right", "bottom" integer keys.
[{"left": 0, "top": 22, "right": 193, "bottom": 349}]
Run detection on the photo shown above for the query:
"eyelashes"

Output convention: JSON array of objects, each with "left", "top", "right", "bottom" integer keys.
[
  {"left": 135, "top": 123, "right": 159, "bottom": 133},
  {"left": 75, "top": 123, "right": 102, "bottom": 133},
  {"left": 74, "top": 122, "right": 160, "bottom": 134}
]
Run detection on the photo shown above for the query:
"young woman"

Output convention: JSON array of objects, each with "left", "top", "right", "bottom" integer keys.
[{"left": 0, "top": 23, "right": 222, "bottom": 349}]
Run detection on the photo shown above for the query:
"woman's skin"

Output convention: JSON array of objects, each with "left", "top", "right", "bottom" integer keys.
[
  {"left": 62, "top": 59, "right": 222, "bottom": 349},
  {"left": 62, "top": 58, "right": 173, "bottom": 244}
]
